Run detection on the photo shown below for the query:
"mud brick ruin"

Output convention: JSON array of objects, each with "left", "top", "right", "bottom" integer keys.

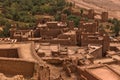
[{"left": 0, "top": 6, "right": 120, "bottom": 80}]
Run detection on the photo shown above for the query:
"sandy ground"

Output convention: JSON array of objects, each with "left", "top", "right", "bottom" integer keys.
[{"left": 68, "top": 0, "right": 120, "bottom": 19}]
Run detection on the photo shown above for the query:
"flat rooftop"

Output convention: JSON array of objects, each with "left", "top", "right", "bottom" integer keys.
[
  {"left": 94, "top": 58, "right": 116, "bottom": 64},
  {"left": 109, "top": 64, "right": 120, "bottom": 75},
  {"left": 79, "top": 63, "right": 120, "bottom": 80},
  {"left": 87, "top": 66, "right": 120, "bottom": 80}
]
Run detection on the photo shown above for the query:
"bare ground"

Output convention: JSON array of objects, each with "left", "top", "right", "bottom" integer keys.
[{"left": 68, "top": 0, "right": 120, "bottom": 19}]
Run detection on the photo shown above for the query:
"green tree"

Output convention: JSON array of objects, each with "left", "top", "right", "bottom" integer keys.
[
  {"left": 67, "top": 15, "right": 81, "bottom": 27},
  {"left": 63, "top": 9, "right": 71, "bottom": 15},
  {"left": 114, "top": 21, "right": 120, "bottom": 36}
]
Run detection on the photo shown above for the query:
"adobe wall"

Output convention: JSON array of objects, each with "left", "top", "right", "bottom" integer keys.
[
  {"left": 57, "top": 34, "right": 77, "bottom": 44},
  {"left": 10, "top": 29, "right": 16, "bottom": 39},
  {"left": 40, "top": 29, "right": 62, "bottom": 38},
  {"left": 0, "top": 58, "right": 35, "bottom": 78},
  {"left": 79, "top": 22, "right": 98, "bottom": 33},
  {"left": 91, "top": 47, "right": 102, "bottom": 58},
  {"left": 68, "top": 21, "right": 74, "bottom": 29},
  {"left": 83, "top": 70, "right": 100, "bottom": 80},
  {"left": 80, "top": 33, "right": 103, "bottom": 46},
  {"left": 38, "top": 66, "right": 50, "bottom": 80},
  {"left": 77, "top": 67, "right": 100, "bottom": 80},
  {"left": 102, "top": 35, "right": 110, "bottom": 56},
  {"left": 34, "top": 28, "right": 41, "bottom": 37},
  {"left": 88, "top": 40, "right": 103, "bottom": 45},
  {"left": 101, "top": 12, "right": 108, "bottom": 22},
  {"left": 87, "top": 9, "right": 94, "bottom": 19},
  {"left": 39, "top": 39, "right": 76, "bottom": 46},
  {"left": 0, "top": 48, "right": 18, "bottom": 58},
  {"left": 61, "top": 14, "right": 67, "bottom": 22},
  {"left": 28, "top": 42, "right": 50, "bottom": 80},
  {"left": 47, "top": 22, "right": 58, "bottom": 29},
  {"left": 13, "top": 36, "right": 22, "bottom": 41}
]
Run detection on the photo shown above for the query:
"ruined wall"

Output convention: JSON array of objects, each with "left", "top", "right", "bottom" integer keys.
[
  {"left": 0, "top": 58, "right": 35, "bottom": 77},
  {"left": 34, "top": 28, "right": 41, "bottom": 37},
  {"left": 83, "top": 70, "right": 100, "bottom": 80},
  {"left": 13, "top": 36, "right": 22, "bottom": 42},
  {"left": 61, "top": 14, "right": 67, "bottom": 22},
  {"left": 10, "top": 29, "right": 16, "bottom": 39},
  {"left": 88, "top": 40, "right": 103, "bottom": 45},
  {"left": 47, "top": 22, "right": 58, "bottom": 29},
  {"left": 38, "top": 66, "right": 50, "bottom": 80},
  {"left": 57, "top": 33, "right": 77, "bottom": 44},
  {"left": 29, "top": 42, "right": 50, "bottom": 80},
  {"left": 40, "top": 29, "right": 62, "bottom": 38},
  {"left": 79, "top": 22, "right": 98, "bottom": 33},
  {"left": 77, "top": 68, "right": 99, "bottom": 80},
  {"left": 102, "top": 35, "right": 110, "bottom": 56},
  {"left": 101, "top": 12, "right": 108, "bottom": 22},
  {"left": 0, "top": 48, "right": 18, "bottom": 58},
  {"left": 39, "top": 39, "right": 76, "bottom": 46},
  {"left": 68, "top": 21, "right": 74, "bottom": 29},
  {"left": 91, "top": 47, "right": 102, "bottom": 59},
  {"left": 88, "top": 9, "right": 94, "bottom": 19}
]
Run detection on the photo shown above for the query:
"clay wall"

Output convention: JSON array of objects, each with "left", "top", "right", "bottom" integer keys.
[
  {"left": 29, "top": 42, "right": 50, "bottom": 80},
  {"left": 81, "top": 39, "right": 103, "bottom": 46},
  {"left": 13, "top": 36, "right": 22, "bottom": 42},
  {"left": 39, "top": 39, "right": 76, "bottom": 46},
  {"left": 57, "top": 34, "right": 76, "bottom": 43},
  {"left": 101, "top": 12, "right": 108, "bottom": 22},
  {"left": 77, "top": 68, "right": 100, "bottom": 80},
  {"left": 34, "top": 28, "right": 41, "bottom": 37},
  {"left": 47, "top": 22, "right": 58, "bottom": 29},
  {"left": 0, "top": 58, "right": 35, "bottom": 78},
  {"left": 40, "top": 29, "right": 62, "bottom": 38},
  {"left": 91, "top": 47, "right": 102, "bottom": 58},
  {"left": 37, "top": 18, "right": 51, "bottom": 24},
  {"left": 88, "top": 40, "right": 103, "bottom": 45},
  {"left": 79, "top": 22, "right": 97, "bottom": 33},
  {"left": 83, "top": 70, "right": 100, "bottom": 80},
  {"left": 10, "top": 29, "right": 16, "bottom": 39},
  {"left": 88, "top": 9, "right": 94, "bottom": 19},
  {"left": 80, "top": 34, "right": 88, "bottom": 46},
  {"left": 102, "top": 35, "right": 110, "bottom": 56},
  {"left": 61, "top": 14, "right": 67, "bottom": 22},
  {"left": 68, "top": 21, "right": 74, "bottom": 29},
  {"left": 0, "top": 48, "right": 18, "bottom": 58},
  {"left": 39, "top": 66, "right": 50, "bottom": 80}
]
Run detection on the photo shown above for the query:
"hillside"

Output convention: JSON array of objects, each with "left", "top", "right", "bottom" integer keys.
[
  {"left": 69, "top": 0, "right": 120, "bottom": 19},
  {"left": 0, "top": 0, "right": 67, "bottom": 37}
]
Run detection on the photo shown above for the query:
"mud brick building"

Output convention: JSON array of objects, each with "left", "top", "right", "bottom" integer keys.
[{"left": 76, "top": 21, "right": 110, "bottom": 56}]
